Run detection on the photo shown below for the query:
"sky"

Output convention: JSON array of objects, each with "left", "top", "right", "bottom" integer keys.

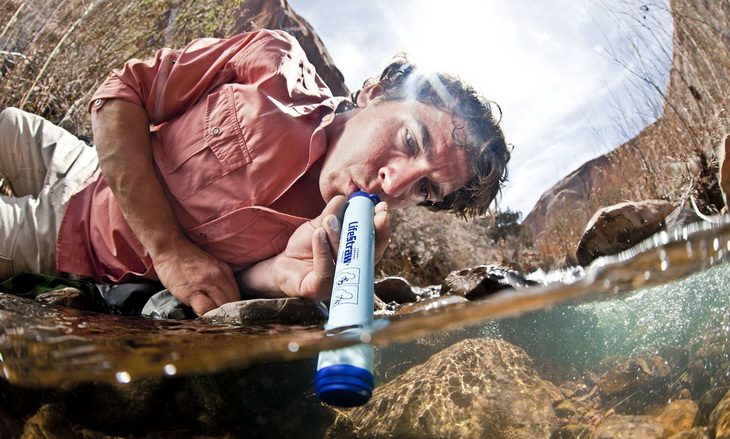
[{"left": 287, "top": 0, "right": 674, "bottom": 216}]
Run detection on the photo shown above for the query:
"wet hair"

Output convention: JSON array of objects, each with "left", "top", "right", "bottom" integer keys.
[{"left": 351, "top": 54, "right": 511, "bottom": 219}]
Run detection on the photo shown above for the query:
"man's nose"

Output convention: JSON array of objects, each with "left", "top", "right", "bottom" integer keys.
[{"left": 379, "top": 164, "right": 422, "bottom": 200}]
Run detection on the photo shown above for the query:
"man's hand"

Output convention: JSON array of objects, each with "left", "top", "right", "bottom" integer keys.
[
  {"left": 153, "top": 238, "right": 241, "bottom": 315},
  {"left": 237, "top": 195, "right": 391, "bottom": 300}
]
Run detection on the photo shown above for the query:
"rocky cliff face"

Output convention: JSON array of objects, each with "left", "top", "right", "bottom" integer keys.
[{"left": 523, "top": 0, "right": 730, "bottom": 240}]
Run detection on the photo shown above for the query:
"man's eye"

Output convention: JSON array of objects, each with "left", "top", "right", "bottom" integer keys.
[
  {"left": 418, "top": 179, "right": 430, "bottom": 200},
  {"left": 406, "top": 128, "right": 418, "bottom": 153}
]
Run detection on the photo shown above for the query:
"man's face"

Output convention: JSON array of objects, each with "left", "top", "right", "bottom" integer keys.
[{"left": 317, "top": 89, "right": 471, "bottom": 209}]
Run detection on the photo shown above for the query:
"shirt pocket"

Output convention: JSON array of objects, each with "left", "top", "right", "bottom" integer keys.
[{"left": 159, "top": 86, "right": 252, "bottom": 200}]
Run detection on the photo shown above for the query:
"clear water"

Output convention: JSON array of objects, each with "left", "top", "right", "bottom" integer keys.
[{"left": 1, "top": 217, "right": 728, "bottom": 390}]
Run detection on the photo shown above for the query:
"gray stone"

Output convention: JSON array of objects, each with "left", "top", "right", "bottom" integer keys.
[
  {"left": 576, "top": 200, "right": 676, "bottom": 266},
  {"left": 440, "top": 265, "right": 537, "bottom": 300},
  {"left": 201, "top": 298, "right": 328, "bottom": 326}
]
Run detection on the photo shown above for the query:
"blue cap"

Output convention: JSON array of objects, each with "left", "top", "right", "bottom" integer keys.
[
  {"left": 348, "top": 190, "right": 380, "bottom": 205},
  {"left": 314, "top": 364, "right": 374, "bottom": 407}
]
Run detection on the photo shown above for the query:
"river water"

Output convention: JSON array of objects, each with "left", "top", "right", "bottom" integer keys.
[{"left": 1, "top": 216, "right": 729, "bottom": 400}]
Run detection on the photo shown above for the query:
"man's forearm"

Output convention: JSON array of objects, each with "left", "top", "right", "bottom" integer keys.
[{"left": 91, "top": 99, "right": 188, "bottom": 259}]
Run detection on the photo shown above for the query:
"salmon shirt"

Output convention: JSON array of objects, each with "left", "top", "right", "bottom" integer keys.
[{"left": 56, "top": 30, "right": 345, "bottom": 283}]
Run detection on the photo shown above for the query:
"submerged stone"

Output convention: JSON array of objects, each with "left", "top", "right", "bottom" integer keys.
[
  {"left": 327, "top": 338, "right": 559, "bottom": 439},
  {"left": 593, "top": 415, "right": 665, "bottom": 439},
  {"left": 710, "top": 389, "right": 730, "bottom": 439},
  {"left": 655, "top": 399, "right": 699, "bottom": 438}
]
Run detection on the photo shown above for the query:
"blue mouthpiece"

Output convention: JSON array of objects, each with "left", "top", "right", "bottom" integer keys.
[
  {"left": 349, "top": 190, "right": 380, "bottom": 205},
  {"left": 314, "top": 364, "right": 374, "bottom": 407}
]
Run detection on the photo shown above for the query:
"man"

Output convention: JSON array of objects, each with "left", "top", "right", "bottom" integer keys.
[{"left": 0, "top": 29, "right": 510, "bottom": 316}]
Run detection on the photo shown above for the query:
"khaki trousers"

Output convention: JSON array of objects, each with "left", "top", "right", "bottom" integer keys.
[{"left": 0, "top": 108, "right": 99, "bottom": 280}]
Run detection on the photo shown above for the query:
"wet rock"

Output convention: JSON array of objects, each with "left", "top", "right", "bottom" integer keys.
[
  {"left": 555, "top": 399, "right": 579, "bottom": 418},
  {"left": 668, "top": 427, "right": 711, "bottom": 439},
  {"left": 20, "top": 403, "right": 75, "bottom": 438},
  {"left": 201, "top": 298, "right": 328, "bottom": 325},
  {"left": 374, "top": 277, "right": 417, "bottom": 304},
  {"left": 663, "top": 205, "right": 704, "bottom": 232},
  {"left": 554, "top": 424, "right": 593, "bottom": 439},
  {"left": 35, "top": 287, "right": 87, "bottom": 310},
  {"left": 440, "top": 264, "right": 537, "bottom": 300},
  {"left": 698, "top": 387, "right": 730, "bottom": 425},
  {"left": 592, "top": 414, "right": 665, "bottom": 439},
  {"left": 597, "top": 356, "right": 671, "bottom": 414},
  {"left": 576, "top": 200, "right": 676, "bottom": 266},
  {"left": 709, "top": 389, "right": 730, "bottom": 439},
  {"left": 61, "top": 378, "right": 167, "bottom": 433},
  {"left": 0, "top": 405, "right": 21, "bottom": 438},
  {"left": 655, "top": 399, "right": 699, "bottom": 437},
  {"left": 327, "top": 339, "right": 559, "bottom": 439}
]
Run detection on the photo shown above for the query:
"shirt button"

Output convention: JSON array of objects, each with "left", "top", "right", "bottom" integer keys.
[
  {"left": 211, "top": 127, "right": 220, "bottom": 135},
  {"left": 94, "top": 99, "right": 102, "bottom": 106}
]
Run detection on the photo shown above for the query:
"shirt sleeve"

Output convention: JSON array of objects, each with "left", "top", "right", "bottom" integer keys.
[{"left": 88, "top": 29, "right": 330, "bottom": 124}]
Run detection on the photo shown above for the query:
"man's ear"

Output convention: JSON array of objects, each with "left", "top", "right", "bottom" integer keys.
[{"left": 356, "top": 82, "right": 385, "bottom": 108}]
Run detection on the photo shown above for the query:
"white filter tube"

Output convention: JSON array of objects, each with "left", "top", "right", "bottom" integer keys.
[{"left": 314, "top": 191, "right": 379, "bottom": 407}]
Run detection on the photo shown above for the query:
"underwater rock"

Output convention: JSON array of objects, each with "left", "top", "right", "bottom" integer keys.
[
  {"left": 575, "top": 200, "right": 676, "bottom": 266},
  {"left": 667, "top": 427, "right": 711, "bottom": 439},
  {"left": 440, "top": 264, "right": 538, "bottom": 300},
  {"left": 201, "top": 298, "right": 328, "bottom": 325},
  {"left": 20, "top": 403, "right": 76, "bottom": 438},
  {"left": 698, "top": 387, "right": 730, "bottom": 425},
  {"left": 374, "top": 276, "right": 417, "bottom": 304},
  {"left": 326, "top": 338, "right": 559, "bottom": 439},
  {"left": 0, "top": 405, "right": 21, "bottom": 438},
  {"left": 597, "top": 356, "right": 671, "bottom": 414},
  {"left": 709, "top": 389, "right": 730, "bottom": 439},
  {"left": 592, "top": 414, "right": 665, "bottom": 438},
  {"left": 554, "top": 424, "right": 594, "bottom": 439},
  {"left": 655, "top": 399, "right": 699, "bottom": 438}
]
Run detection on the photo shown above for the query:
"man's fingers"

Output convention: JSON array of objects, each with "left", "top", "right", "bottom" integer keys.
[
  {"left": 186, "top": 290, "right": 217, "bottom": 316},
  {"left": 323, "top": 214, "right": 341, "bottom": 257},
  {"left": 309, "top": 195, "right": 347, "bottom": 229},
  {"left": 309, "top": 227, "right": 335, "bottom": 299},
  {"left": 374, "top": 202, "right": 391, "bottom": 259}
]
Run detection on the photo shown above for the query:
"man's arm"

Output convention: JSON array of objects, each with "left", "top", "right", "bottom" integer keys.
[{"left": 92, "top": 99, "right": 240, "bottom": 315}]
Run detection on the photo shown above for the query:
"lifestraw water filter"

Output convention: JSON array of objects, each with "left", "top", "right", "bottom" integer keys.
[{"left": 314, "top": 190, "right": 380, "bottom": 407}]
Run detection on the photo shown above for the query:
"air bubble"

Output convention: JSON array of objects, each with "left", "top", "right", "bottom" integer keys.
[
  {"left": 686, "top": 242, "right": 694, "bottom": 258},
  {"left": 115, "top": 371, "right": 131, "bottom": 384},
  {"left": 360, "top": 332, "right": 372, "bottom": 343},
  {"left": 644, "top": 271, "right": 651, "bottom": 280},
  {"left": 288, "top": 342, "right": 300, "bottom": 353},
  {"left": 661, "top": 260, "right": 669, "bottom": 271},
  {"left": 164, "top": 364, "right": 177, "bottom": 376},
  {"left": 714, "top": 238, "right": 720, "bottom": 251}
]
